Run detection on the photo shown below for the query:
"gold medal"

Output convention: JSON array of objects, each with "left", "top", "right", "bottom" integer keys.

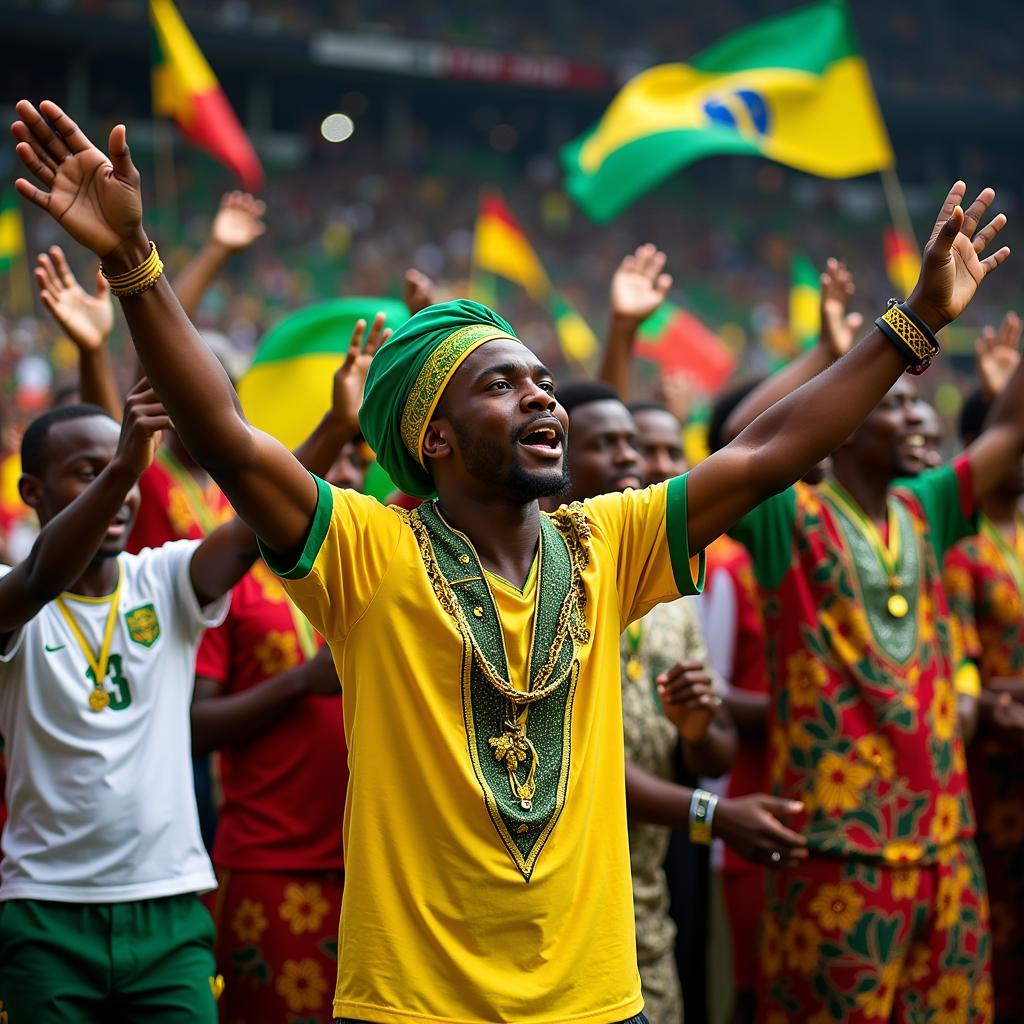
[
  {"left": 88, "top": 688, "right": 110, "bottom": 712},
  {"left": 887, "top": 593, "right": 909, "bottom": 618},
  {"left": 626, "top": 657, "right": 644, "bottom": 683}
]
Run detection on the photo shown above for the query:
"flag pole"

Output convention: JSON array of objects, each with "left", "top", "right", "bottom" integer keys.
[{"left": 879, "top": 165, "right": 917, "bottom": 249}]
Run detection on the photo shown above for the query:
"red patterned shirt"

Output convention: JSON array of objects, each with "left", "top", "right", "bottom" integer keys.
[
  {"left": 945, "top": 524, "right": 1024, "bottom": 849},
  {"left": 127, "top": 452, "right": 233, "bottom": 553},
  {"left": 730, "top": 459, "right": 977, "bottom": 864},
  {"left": 195, "top": 562, "right": 347, "bottom": 872}
]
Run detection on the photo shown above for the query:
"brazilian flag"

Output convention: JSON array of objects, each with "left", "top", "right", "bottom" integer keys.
[{"left": 562, "top": 0, "right": 893, "bottom": 222}]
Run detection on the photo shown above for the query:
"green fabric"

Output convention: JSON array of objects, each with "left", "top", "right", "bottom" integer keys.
[
  {"left": 728, "top": 487, "right": 799, "bottom": 592},
  {"left": 0, "top": 894, "right": 217, "bottom": 1023},
  {"left": 893, "top": 461, "right": 978, "bottom": 563},
  {"left": 259, "top": 473, "right": 333, "bottom": 580},
  {"left": 359, "top": 299, "right": 518, "bottom": 498},
  {"left": 689, "top": 0, "right": 856, "bottom": 75},
  {"left": 667, "top": 473, "right": 706, "bottom": 595},
  {"left": 415, "top": 501, "right": 580, "bottom": 881},
  {"left": 249, "top": 297, "right": 409, "bottom": 366}
]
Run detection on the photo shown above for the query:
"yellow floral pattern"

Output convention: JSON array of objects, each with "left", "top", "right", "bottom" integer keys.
[
  {"left": 255, "top": 630, "right": 300, "bottom": 677},
  {"left": 814, "top": 753, "right": 873, "bottom": 813},
  {"left": 786, "top": 649, "right": 828, "bottom": 707},
  {"left": 231, "top": 897, "right": 268, "bottom": 944},
  {"left": 279, "top": 881, "right": 331, "bottom": 935},
  {"left": 808, "top": 882, "right": 863, "bottom": 933},
  {"left": 275, "top": 958, "right": 329, "bottom": 1013},
  {"left": 926, "top": 974, "right": 970, "bottom": 1024}
]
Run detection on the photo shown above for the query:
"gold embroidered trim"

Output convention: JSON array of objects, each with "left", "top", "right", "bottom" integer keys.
[
  {"left": 399, "top": 325, "right": 519, "bottom": 465},
  {"left": 881, "top": 304, "right": 938, "bottom": 365},
  {"left": 405, "top": 502, "right": 591, "bottom": 707}
]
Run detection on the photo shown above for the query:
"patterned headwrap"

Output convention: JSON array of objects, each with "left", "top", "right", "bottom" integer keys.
[{"left": 359, "top": 299, "right": 520, "bottom": 498}]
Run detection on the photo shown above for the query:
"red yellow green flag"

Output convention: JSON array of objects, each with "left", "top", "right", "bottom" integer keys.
[
  {"left": 547, "top": 292, "right": 598, "bottom": 363},
  {"left": 635, "top": 302, "right": 735, "bottom": 392},
  {"left": 884, "top": 227, "right": 920, "bottom": 297},
  {"left": 471, "top": 191, "right": 551, "bottom": 301},
  {"left": 150, "top": 0, "right": 265, "bottom": 190}
]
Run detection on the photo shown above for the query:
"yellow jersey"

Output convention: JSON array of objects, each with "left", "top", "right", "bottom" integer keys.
[{"left": 264, "top": 474, "right": 702, "bottom": 1024}]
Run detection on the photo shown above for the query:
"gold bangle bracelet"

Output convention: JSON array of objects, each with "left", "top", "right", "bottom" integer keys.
[{"left": 102, "top": 241, "right": 165, "bottom": 297}]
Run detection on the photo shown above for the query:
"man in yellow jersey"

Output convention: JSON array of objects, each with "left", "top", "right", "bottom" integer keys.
[{"left": 12, "top": 98, "right": 1010, "bottom": 1023}]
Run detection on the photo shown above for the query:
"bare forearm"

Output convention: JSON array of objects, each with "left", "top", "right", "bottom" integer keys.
[
  {"left": 293, "top": 412, "right": 356, "bottom": 478},
  {"left": 173, "top": 241, "right": 232, "bottom": 321},
  {"left": 687, "top": 329, "right": 907, "bottom": 553},
  {"left": 724, "top": 690, "right": 769, "bottom": 737},
  {"left": 682, "top": 716, "right": 736, "bottom": 778},
  {"left": 79, "top": 345, "right": 123, "bottom": 420},
  {"left": 722, "top": 346, "right": 833, "bottom": 444},
  {"left": 958, "top": 695, "right": 980, "bottom": 745},
  {"left": 625, "top": 761, "right": 692, "bottom": 827},
  {"left": 191, "top": 669, "right": 310, "bottom": 756},
  {"left": 598, "top": 314, "right": 641, "bottom": 400},
  {"left": 0, "top": 462, "right": 136, "bottom": 630},
  {"left": 969, "top": 358, "right": 1024, "bottom": 498}
]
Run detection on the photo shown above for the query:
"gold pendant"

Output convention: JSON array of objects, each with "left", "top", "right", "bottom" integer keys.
[
  {"left": 626, "top": 657, "right": 644, "bottom": 683},
  {"left": 88, "top": 689, "right": 110, "bottom": 712},
  {"left": 887, "top": 593, "right": 909, "bottom": 618},
  {"left": 520, "top": 798, "right": 532, "bottom": 811}
]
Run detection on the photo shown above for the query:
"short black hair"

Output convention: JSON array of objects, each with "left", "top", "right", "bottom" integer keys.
[
  {"left": 21, "top": 403, "right": 116, "bottom": 478},
  {"left": 556, "top": 379, "right": 621, "bottom": 417},
  {"left": 706, "top": 377, "right": 765, "bottom": 454},
  {"left": 627, "top": 400, "right": 671, "bottom": 417},
  {"left": 959, "top": 388, "right": 990, "bottom": 445}
]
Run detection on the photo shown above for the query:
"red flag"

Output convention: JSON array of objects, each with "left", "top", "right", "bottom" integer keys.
[{"left": 635, "top": 302, "right": 735, "bottom": 392}]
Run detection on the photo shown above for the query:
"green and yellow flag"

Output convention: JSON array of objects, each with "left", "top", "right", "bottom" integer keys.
[
  {"left": 0, "top": 189, "right": 25, "bottom": 272},
  {"left": 790, "top": 255, "right": 821, "bottom": 350},
  {"left": 562, "top": 0, "right": 892, "bottom": 222}
]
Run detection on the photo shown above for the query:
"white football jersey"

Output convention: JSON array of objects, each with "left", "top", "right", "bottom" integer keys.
[{"left": 0, "top": 540, "right": 229, "bottom": 902}]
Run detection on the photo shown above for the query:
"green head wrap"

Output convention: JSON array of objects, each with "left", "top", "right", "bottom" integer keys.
[{"left": 359, "top": 299, "right": 520, "bottom": 498}]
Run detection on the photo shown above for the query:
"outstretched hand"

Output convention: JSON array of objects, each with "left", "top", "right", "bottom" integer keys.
[
  {"left": 331, "top": 312, "right": 392, "bottom": 435},
  {"left": 35, "top": 245, "right": 113, "bottom": 351},
  {"left": 908, "top": 181, "right": 1010, "bottom": 333},
  {"left": 818, "top": 258, "right": 862, "bottom": 359},
  {"left": 12, "top": 100, "right": 145, "bottom": 264},
  {"left": 975, "top": 311, "right": 1022, "bottom": 400},
  {"left": 610, "top": 243, "right": 672, "bottom": 325},
  {"left": 210, "top": 191, "right": 266, "bottom": 252}
]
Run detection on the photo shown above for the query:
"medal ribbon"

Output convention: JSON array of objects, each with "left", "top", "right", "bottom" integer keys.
[
  {"left": 981, "top": 515, "right": 1024, "bottom": 598},
  {"left": 821, "top": 480, "right": 902, "bottom": 583},
  {"left": 286, "top": 596, "right": 319, "bottom": 661},
  {"left": 157, "top": 447, "right": 218, "bottom": 535},
  {"left": 55, "top": 564, "right": 123, "bottom": 705}
]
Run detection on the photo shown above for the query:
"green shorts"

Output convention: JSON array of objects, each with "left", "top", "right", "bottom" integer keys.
[{"left": 0, "top": 893, "right": 218, "bottom": 1024}]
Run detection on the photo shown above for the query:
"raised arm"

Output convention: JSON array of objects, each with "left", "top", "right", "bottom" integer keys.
[
  {"left": 186, "top": 313, "right": 390, "bottom": 605},
  {"left": 34, "top": 244, "right": 122, "bottom": 418},
  {"left": 962, "top": 311, "right": 1024, "bottom": 498},
  {"left": 0, "top": 383, "right": 168, "bottom": 634},
  {"left": 598, "top": 243, "right": 672, "bottom": 401},
  {"left": 685, "top": 182, "right": 1010, "bottom": 554},
  {"left": 174, "top": 190, "right": 265, "bottom": 320},
  {"left": 722, "top": 258, "right": 861, "bottom": 443},
  {"left": 13, "top": 100, "right": 315, "bottom": 555}
]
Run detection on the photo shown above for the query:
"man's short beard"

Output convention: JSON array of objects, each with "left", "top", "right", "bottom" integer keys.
[{"left": 451, "top": 418, "right": 570, "bottom": 501}]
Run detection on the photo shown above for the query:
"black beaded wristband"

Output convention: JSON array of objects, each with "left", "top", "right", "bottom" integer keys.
[{"left": 875, "top": 298, "right": 940, "bottom": 376}]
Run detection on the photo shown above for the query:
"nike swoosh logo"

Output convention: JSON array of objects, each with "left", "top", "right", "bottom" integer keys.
[{"left": 44, "top": 644, "right": 65, "bottom": 653}]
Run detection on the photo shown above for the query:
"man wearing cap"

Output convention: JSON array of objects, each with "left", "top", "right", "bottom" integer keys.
[{"left": 11, "top": 101, "right": 1010, "bottom": 1023}]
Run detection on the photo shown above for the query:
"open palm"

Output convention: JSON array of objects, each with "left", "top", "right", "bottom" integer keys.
[
  {"left": 35, "top": 246, "right": 113, "bottom": 351},
  {"left": 611, "top": 243, "right": 672, "bottom": 323},
  {"left": 910, "top": 182, "right": 1010, "bottom": 331},
  {"left": 12, "top": 100, "right": 143, "bottom": 258}
]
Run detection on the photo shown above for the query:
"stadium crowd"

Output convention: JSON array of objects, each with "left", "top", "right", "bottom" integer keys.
[{"left": 0, "top": 28, "right": 1023, "bottom": 1024}]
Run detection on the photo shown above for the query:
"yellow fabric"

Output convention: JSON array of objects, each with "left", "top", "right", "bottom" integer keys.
[
  {"left": 484, "top": 560, "right": 538, "bottom": 691},
  {"left": 472, "top": 215, "right": 551, "bottom": 301},
  {"left": 580, "top": 57, "right": 893, "bottom": 179},
  {"left": 150, "top": 0, "right": 218, "bottom": 123},
  {"left": 273, "top": 479, "right": 700, "bottom": 1023},
  {"left": 0, "top": 205, "right": 25, "bottom": 262}
]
